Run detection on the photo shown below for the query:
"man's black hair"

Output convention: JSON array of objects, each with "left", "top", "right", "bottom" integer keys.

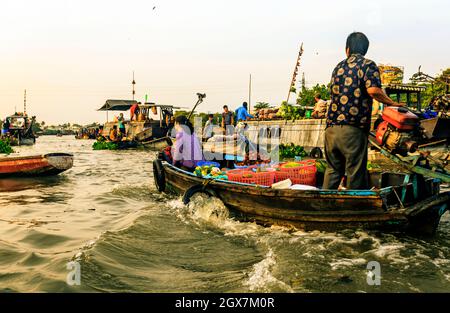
[
  {"left": 315, "top": 93, "right": 321, "bottom": 100},
  {"left": 242, "top": 102, "right": 248, "bottom": 108},
  {"left": 346, "top": 32, "right": 369, "bottom": 56},
  {"left": 208, "top": 114, "right": 214, "bottom": 118},
  {"left": 223, "top": 105, "right": 228, "bottom": 109}
]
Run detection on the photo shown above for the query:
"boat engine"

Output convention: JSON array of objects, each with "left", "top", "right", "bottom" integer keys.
[{"left": 375, "top": 106, "right": 422, "bottom": 156}]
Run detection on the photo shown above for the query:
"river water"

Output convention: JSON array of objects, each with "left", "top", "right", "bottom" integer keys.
[{"left": 0, "top": 136, "right": 449, "bottom": 292}]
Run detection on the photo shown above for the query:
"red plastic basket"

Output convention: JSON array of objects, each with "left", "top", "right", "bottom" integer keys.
[
  {"left": 227, "top": 169, "right": 275, "bottom": 186},
  {"left": 274, "top": 161, "right": 317, "bottom": 186}
]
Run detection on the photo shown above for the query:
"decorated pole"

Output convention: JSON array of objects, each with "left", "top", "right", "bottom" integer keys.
[
  {"left": 248, "top": 74, "right": 252, "bottom": 112},
  {"left": 286, "top": 43, "right": 304, "bottom": 105},
  {"left": 132, "top": 71, "right": 136, "bottom": 100},
  {"left": 23, "top": 89, "right": 27, "bottom": 116}
]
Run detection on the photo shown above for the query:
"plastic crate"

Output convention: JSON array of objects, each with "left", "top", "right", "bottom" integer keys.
[
  {"left": 274, "top": 161, "right": 317, "bottom": 186},
  {"left": 227, "top": 169, "right": 275, "bottom": 186}
]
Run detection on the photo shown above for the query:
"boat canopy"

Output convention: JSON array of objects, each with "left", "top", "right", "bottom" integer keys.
[
  {"left": 98, "top": 100, "right": 138, "bottom": 111},
  {"left": 98, "top": 100, "right": 186, "bottom": 111}
]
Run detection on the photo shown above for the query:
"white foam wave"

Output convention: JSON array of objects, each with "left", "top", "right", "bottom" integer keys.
[{"left": 244, "top": 249, "right": 294, "bottom": 293}]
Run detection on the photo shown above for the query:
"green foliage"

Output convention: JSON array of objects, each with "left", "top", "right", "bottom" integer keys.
[
  {"left": 254, "top": 102, "right": 270, "bottom": 110},
  {"left": 296, "top": 84, "right": 330, "bottom": 106},
  {"left": 279, "top": 143, "right": 307, "bottom": 159},
  {"left": 278, "top": 101, "right": 305, "bottom": 120},
  {"left": 175, "top": 110, "right": 222, "bottom": 126},
  {"left": 419, "top": 68, "right": 450, "bottom": 108},
  {"left": 0, "top": 138, "right": 14, "bottom": 154},
  {"left": 92, "top": 141, "right": 118, "bottom": 150}
]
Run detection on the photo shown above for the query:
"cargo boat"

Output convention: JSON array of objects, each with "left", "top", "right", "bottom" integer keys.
[{"left": 153, "top": 159, "right": 450, "bottom": 235}]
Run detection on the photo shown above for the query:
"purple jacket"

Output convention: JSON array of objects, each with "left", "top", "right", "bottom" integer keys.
[{"left": 172, "top": 130, "right": 203, "bottom": 168}]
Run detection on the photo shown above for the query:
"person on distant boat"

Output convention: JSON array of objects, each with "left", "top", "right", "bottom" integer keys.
[
  {"left": 109, "top": 125, "right": 119, "bottom": 142},
  {"left": 130, "top": 102, "right": 140, "bottom": 121},
  {"left": 221, "top": 105, "right": 234, "bottom": 135},
  {"left": 311, "top": 94, "right": 328, "bottom": 119},
  {"left": 203, "top": 114, "right": 215, "bottom": 141},
  {"left": 1, "top": 119, "right": 10, "bottom": 136},
  {"left": 172, "top": 115, "right": 204, "bottom": 171},
  {"left": 118, "top": 113, "right": 126, "bottom": 137},
  {"left": 323, "top": 32, "right": 402, "bottom": 190},
  {"left": 235, "top": 102, "right": 254, "bottom": 122}
]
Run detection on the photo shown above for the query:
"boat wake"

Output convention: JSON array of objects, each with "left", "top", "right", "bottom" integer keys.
[
  {"left": 168, "top": 194, "right": 301, "bottom": 292},
  {"left": 244, "top": 249, "right": 295, "bottom": 293}
]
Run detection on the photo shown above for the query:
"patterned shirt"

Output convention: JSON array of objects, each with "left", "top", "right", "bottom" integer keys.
[{"left": 326, "top": 53, "right": 382, "bottom": 132}]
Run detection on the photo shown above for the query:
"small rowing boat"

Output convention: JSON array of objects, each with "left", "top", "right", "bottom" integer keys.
[
  {"left": 0, "top": 153, "right": 73, "bottom": 177},
  {"left": 141, "top": 137, "right": 173, "bottom": 150}
]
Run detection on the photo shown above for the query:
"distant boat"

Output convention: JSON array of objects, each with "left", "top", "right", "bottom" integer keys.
[
  {"left": 4, "top": 113, "right": 37, "bottom": 146},
  {"left": 0, "top": 153, "right": 73, "bottom": 177}
]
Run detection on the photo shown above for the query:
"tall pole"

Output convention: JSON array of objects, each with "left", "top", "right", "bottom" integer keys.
[
  {"left": 24, "top": 89, "right": 27, "bottom": 116},
  {"left": 248, "top": 74, "right": 252, "bottom": 112},
  {"left": 132, "top": 71, "right": 136, "bottom": 100},
  {"left": 286, "top": 43, "right": 304, "bottom": 105}
]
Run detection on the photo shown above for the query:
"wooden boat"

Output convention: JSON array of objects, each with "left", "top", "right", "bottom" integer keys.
[
  {"left": 0, "top": 153, "right": 73, "bottom": 177},
  {"left": 153, "top": 160, "right": 450, "bottom": 235},
  {"left": 5, "top": 113, "right": 37, "bottom": 146},
  {"left": 141, "top": 137, "right": 172, "bottom": 150}
]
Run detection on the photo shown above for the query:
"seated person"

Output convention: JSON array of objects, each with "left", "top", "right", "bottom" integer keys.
[
  {"left": 311, "top": 93, "right": 328, "bottom": 119},
  {"left": 97, "top": 125, "right": 105, "bottom": 141},
  {"left": 109, "top": 125, "right": 119, "bottom": 142},
  {"left": 171, "top": 115, "right": 203, "bottom": 171}
]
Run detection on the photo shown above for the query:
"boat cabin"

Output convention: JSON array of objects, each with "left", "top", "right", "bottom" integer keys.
[
  {"left": 98, "top": 99, "right": 184, "bottom": 142},
  {"left": 383, "top": 84, "right": 426, "bottom": 111}
]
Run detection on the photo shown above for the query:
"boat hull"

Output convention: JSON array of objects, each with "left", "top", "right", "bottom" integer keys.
[
  {"left": 159, "top": 161, "right": 449, "bottom": 235},
  {"left": 0, "top": 153, "right": 73, "bottom": 177},
  {"left": 141, "top": 137, "right": 172, "bottom": 150}
]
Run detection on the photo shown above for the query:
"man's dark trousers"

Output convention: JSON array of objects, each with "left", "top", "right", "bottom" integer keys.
[{"left": 322, "top": 125, "right": 369, "bottom": 190}]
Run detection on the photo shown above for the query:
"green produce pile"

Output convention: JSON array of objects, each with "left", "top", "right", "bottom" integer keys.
[
  {"left": 0, "top": 138, "right": 14, "bottom": 154},
  {"left": 278, "top": 102, "right": 306, "bottom": 120},
  {"left": 279, "top": 143, "right": 307, "bottom": 159},
  {"left": 92, "top": 141, "right": 119, "bottom": 150}
]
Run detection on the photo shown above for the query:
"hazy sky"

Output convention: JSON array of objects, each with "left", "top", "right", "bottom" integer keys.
[{"left": 0, "top": 0, "right": 448, "bottom": 124}]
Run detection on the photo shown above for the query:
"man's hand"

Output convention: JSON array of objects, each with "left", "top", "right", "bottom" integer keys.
[{"left": 367, "top": 87, "right": 404, "bottom": 107}]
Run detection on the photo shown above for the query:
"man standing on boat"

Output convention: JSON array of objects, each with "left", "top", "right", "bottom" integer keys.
[
  {"left": 235, "top": 102, "right": 254, "bottom": 122},
  {"left": 323, "top": 32, "right": 402, "bottom": 190},
  {"left": 221, "top": 105, "right": 234, "bottom": 135}
]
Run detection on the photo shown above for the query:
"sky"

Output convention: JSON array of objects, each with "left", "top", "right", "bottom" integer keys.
[{"left": 0, "top": 0, "right": 448, "bottom": 124}]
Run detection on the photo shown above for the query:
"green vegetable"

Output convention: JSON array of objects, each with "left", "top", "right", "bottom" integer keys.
[
  {"left": 279, "top": 143, "right": 307, "bottom": 159},
  {"left": 92, "top": 141, "right": 119, "bottom": 150},
  {"left": 315, "top": 160, "right": 327, "bottom": 173},
  {"left": 0, "top": 138, "right": 14, "bottom": 154}
]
